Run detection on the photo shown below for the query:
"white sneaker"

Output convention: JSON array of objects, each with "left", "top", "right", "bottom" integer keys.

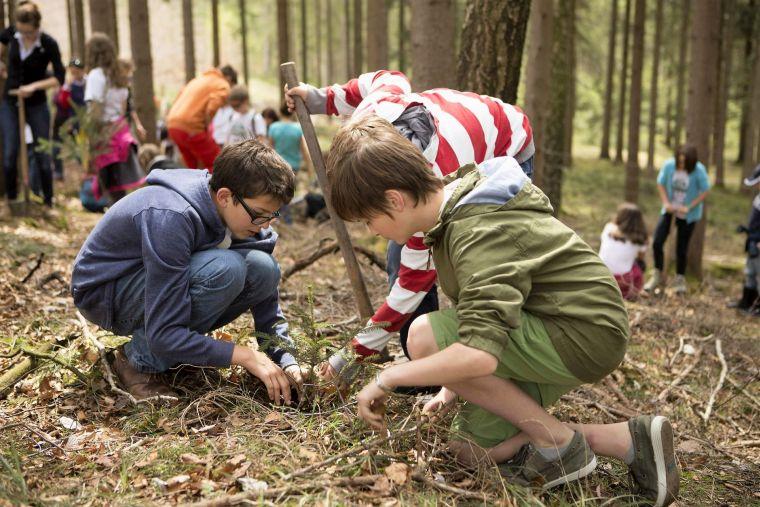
[
  {"left": 644, "top": 269, "right": 663, "bottom": 292},
  {"left": 673, "top": 275, "right": 687, "bottom": 294}
]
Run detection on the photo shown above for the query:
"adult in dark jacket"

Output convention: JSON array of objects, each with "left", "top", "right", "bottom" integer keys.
[
  {"left": 0, "top": 1, "right": 65, "bottom": 211},
  {"left": 72, "top": 141, "right": 303, "bottom": 401}
]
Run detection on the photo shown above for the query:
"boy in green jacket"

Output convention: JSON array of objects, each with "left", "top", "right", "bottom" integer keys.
[{"left": 326, "top": 116, "right": 679, "bottom": 506}]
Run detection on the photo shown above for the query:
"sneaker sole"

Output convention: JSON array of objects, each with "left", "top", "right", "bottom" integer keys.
[
  {"left": 541, "top": 455, "right": 598, "bottom": 491},
  {"left": 651, "top": 416, "right": 677, "bottom": 507}
]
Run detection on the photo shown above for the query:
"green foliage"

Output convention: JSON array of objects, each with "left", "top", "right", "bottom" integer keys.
[{"left": 0, "top": 447, "right": 29, "bottom": 504}]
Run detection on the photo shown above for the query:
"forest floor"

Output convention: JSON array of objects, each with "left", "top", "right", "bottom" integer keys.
[{"left": 0, "top": 154, "right": 758, "bottom": 506}]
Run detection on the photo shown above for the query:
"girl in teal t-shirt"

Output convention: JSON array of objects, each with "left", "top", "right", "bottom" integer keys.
[{"left": 268, "top": 105, "right": 307, "bottom": 171}]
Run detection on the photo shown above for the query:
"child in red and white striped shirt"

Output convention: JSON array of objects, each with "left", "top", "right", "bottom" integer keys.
[{"left": 286, "top": 70, "right": 534, "bottom": 381}]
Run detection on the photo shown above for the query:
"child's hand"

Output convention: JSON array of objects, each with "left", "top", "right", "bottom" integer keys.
[
  {"left": 231, "top": 345, "right": 294, "bottom": 406},
  {"left": 422, "top": 387, "right": 456, "bottom": 419},
  {"left": 284, "top": 84, "right": 308, "bottom": 112},
  {"left": 317, "top": 361, "right": 337, "bottom": 381},
  {"left": 356, "top": 381, "right": 388, "bottom": 431},
  {"left": 284, "top": 364, "right": 304, "bottom": 389}
]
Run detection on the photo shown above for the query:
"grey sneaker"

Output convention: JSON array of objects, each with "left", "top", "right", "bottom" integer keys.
[
  {"left": 673, "top": 275, "right": 687, "bottom": 294},
  {"left": 644, "top": 269, "right": 663, "bottom": 292},
  {"left": 628, "top": 415, "right": 679, "bottom": 506},
  {"left": 499, "top": 430, "right": 597, "bottom": 491}
]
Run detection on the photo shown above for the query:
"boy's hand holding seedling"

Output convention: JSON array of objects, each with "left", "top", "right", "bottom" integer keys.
[
  {"left": 232, "top": 345, "right": 302, "bottom": 405},
  {"left": 356, "top": 373, "right": 391, "bottom": 430}
]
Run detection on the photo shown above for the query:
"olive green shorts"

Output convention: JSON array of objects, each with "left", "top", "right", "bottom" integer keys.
[{"left": 429, "top": 308, "right": 582, "bottom": 449}]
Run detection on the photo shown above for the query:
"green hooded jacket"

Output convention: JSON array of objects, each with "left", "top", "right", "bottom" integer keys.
[{"left": 423, "top": 160, "right": 628, "bottom": 383}]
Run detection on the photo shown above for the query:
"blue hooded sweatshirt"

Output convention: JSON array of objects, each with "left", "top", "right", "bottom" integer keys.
[{"left": 71, "top": 169, "right": 294, "bottom": 368}]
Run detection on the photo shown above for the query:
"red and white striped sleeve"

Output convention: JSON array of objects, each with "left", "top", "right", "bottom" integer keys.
[{"left": 323, "top": 70, "right": 412, "bottom": 116}]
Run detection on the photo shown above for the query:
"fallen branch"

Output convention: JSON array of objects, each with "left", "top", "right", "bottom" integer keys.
[
  {"left": 0, "top": 338, "right": 76, "bottom": 399},
  {"left": 181, "top": 475, "right": 381, "bottom": 507},
  {"left": 282, "top": 241, "right": 386, "bottom": 282},
  {"left": 18, "top": 345, "right": 89, "bottom": 385},
  {"left": 726, "top": 374, "right": 760, "bottom": 411},
  {"left": 561, "top": 394, "right": 636, "bottom": 419},
  {"left": 20, "top": 252, "right": 44, "bottom": 283},
  {"left": 411, "top": 472, "right": 488, "bottom": 500},
  {"left": 76, "top": 311, "right": 178, "bottom": 406},
  {"left": 36, "top": 271, "right": 66, "bottom": 289},
  {"left": 657, "top": 345, "right": 703, "bottom": 402},
  {"left": 701, "top": 339, "right": 728, "bottom": 423},
  {"left": 603, "top": 376, "right": 631, "bottom": 406},
  {"left": 668, "top": 334, "right": 685, "bottom": 368}
]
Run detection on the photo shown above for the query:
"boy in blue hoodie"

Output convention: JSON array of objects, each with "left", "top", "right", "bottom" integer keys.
[{"left": 72, "top": 140, "right": 302, "bottom": 402}]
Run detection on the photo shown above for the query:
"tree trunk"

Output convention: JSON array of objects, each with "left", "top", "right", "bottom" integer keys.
[
  {"left": 685, "top": 0, "right": 720, "bottom": 279},
  {"left": 562, "top": 0, "right": 575, "bottom": 167},
  {"left": 183, "top": 0, "right": 196, "bottom": 82},
  {"left": 316, "top": 0, "right": 323, "bottom": 84},
  {"left": 301, "top": 0, "right": 308, "bottom": 81},
  {"left": 742, "top": 6, "right": 760, "bottom": 187},
  {"left": 0, "top": 0, "right": 4, "bottom": 192},
  {"left": 367, "top": 0, "right": 389, "bottom": 71},
  {"left": 600, "top": 0, "right": 618, "bottom": 160},
  {"left": 72, "top": 0, "right": 85, "bottom": 59},
  {"left": 673, "top": 0, "right": 689, "bottom": 148},
  {"left": 543, "top": 0, "right": 574, "bottom": 214},
  {"left": 0, "top": 1, "right": 5, "bottom": 29},
  {"left": 344, "top": 0, "right": 352, "bottom": 78},
  {"left": 326, "top": 0, "right": 334, "bottom": 82},
  {"left": 411, "top": 0, "right": 456, "bottom": 91},
  {"left": 239, "top": 0, "right": 249, "bottom": 84},
  {"left": 624, "top": 0, "right": 645, "bottom": 203},
  {"left": 524, "top": 0, "right": 554, "bottom": 188},
  {"left": 89, "top": 0, "right": 118, "bottom": 45},
  {"left": 457, "top": 0, "right": 531, "bottom": 102},
  {"left": 129, "top": 0, "right": 157, "bottom": 144},
  {"left": 645, "top": 0, "right": 663, "bottom": 174},
  {"left": 7, "top": 0, "right": 15, "bottom": 27},
  {"left": 111, "top": 0, "right": 120, "bottom": 51},
  {"left": 614, "top": 0, "right": 631, "bottom": 163},
  {"left": 211, "top": 0, "right": 220, "bottom": 67},
  {"left": 277, "top": 0, "right": 291, "bottom": 99},
  {"left": 398, "top": 0, "right": 407, "bottom": 73},
  {"left": 713, "top": 0, "right": 735, "bottom": 187},
  {"left": 353, "top": 0, "right": 363, "bottom": 75},
  {"left": 67, "top": 0, "right": 75, "bottom": 57},
  {"left": 737, "top": 0, "right": 756, "bottom": 165}
]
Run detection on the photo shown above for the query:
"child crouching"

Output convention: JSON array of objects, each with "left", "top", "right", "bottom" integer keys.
[
  {"left": 327, "top": 116, "right": 679, "bottom": 506},
  {"left": 599, "top": 203, "right": 649, "bottom": 300}
]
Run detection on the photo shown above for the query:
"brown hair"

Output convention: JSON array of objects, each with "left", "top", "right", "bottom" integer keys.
[
  {"left": 675, "top": 143, "right": 698, "bottom": 174},
  {"left": 228, "top": 85, "right": 250, "bottom": 106},
  {"left": 137, "top": 143, "right": 161, "bottom": 171},
  {"left": 612, "top": 202, "right": 648, "bottom": 245},
  {"left": 219, "top": 65, "right": 238, "bottom": 85},
  {"left": 85, "top": 33, "right": 128, "bottom": 88},
  {"left": 210, "top": 139, "right": 295, "bottom": 205},
  {"left": 15, "top": 1, "right": 41, "bottom": 29},
  {"left": 262, "top": 107, "right": 280, "bottom": 125},
  {"left": 326, "top": 114, "right": 442, "bottom": 221}
]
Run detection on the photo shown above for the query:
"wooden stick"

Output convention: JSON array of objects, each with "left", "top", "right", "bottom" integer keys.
[
  {"left": 282, "top": 240, "right": 386, "bottom": 281},
  {"left": 701, "top": 338, "right": 728, "bottom": 423},
  {"left": 280, "top": 62, "right": 374, "bottom": 320},
  {"left": 0, "top": 336, "right": 75, "bottom": 398},
  {"left": 657, "top": 344, "right": 703, "bottom": 402}
]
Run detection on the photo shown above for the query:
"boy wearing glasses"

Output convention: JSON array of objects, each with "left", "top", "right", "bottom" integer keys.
[{"left": 72, "top": 140, "right": 303, "bottom": 402}]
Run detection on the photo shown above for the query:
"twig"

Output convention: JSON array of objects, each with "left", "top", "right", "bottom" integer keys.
[
  {"left": 603, "top": 376, "right": 631, "bottom": 406},
  {"left": 36, "top": 271, "right": 66, "bottom": 289},
  {"left": 657, "top": 345, "right": 703, "bottom": 402},
  {"left": 75, "top": 311, "right": 178, "bottom": 406},
  {"left": 411, "top": 472, "right": 488, "bottom": 500},
  {"left": 282, "top": 241, "right": 386, "bottom": 282},
  {"left": 181, "top": 475, "right": 381, "bottom": 507},
  {"left": 562, "top": 394, "right": 636, "bottom": 419},
  {"left": 701, "top": 339, "right": 728, "bottom": 423},
  {"left": 20, "top": 252, "right": 44, "bottom": 283},
  {"left": 726, "top": 439, "right": 760, "bottom": 448},
  {"left": 668, "top": 334, "right": 685, "bottom": 368},
  {"left": 18, "top": 345, "right": 89, "bottom": 385},
  {"left": 726, "top": 374, "right": 760, "bottom": 411}
]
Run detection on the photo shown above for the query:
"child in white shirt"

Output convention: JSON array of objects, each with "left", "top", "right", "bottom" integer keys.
[{"left": 599, "top": 203, "right": 649, "bottom": 300}]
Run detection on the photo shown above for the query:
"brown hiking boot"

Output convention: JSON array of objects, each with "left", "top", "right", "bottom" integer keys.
[{"left": 111, "top": 347, "right": 178, "bottom": 400}]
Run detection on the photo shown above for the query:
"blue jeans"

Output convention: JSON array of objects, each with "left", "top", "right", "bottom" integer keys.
[
  {"left": 0, "top": 99, "right": 53, "bottom": 205},
  {"left": 111, "top": 248, "right": 292, "bottom": 373},
  {"left": 385, "top": 155, "right": 534, "bottom": 358}
]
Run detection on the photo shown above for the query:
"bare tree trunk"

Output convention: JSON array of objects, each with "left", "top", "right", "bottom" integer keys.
[
  {"left": 211, "top": 0, "right": 220, "bottom": 67},
  {"left": 89, "top": 0, "right": 118, "bottom": 45},
  {"left": 7, "top": 0, "right": 15, "bottom": 27},
  {"left": 524, "top": 0, "right": 554, "bottom": 188},
  {"left": 673, "top": 0, "right": 689, "bottom": 148},
  {"left": 645, "top": 0, "right": 663, "bottom": 174},
  {"left": 0, "top": 1, "right": 5, "bottom": 29},
  {"left": 110, "top": 0, "right": 119, "bottom": 51},
  {"left": 0, "top": 0, "right": 5, "bottom": 192},
  {"left": 278, "top": 0, "right": 291, "bottom": 99},
  {"left": 562, "top": 0, "right": 575, "bottom": 167},
  {"left": 614, "top": 0, "right": 631, "bottom": 163},
  {"left": 344, "top": 0, "right": 352, "bottom": 78},
  {"left": 183, "top": 0, "right": 196, "bottom": 82},
  {"left": 685, "top": 0, "right": 721, "bottom": 279},
  {"left": 600, "top": 0, "right": 618, "bottom": 160},
  {"left": 398, "top": 0, "right": 406, "bottom": 73},
  {"left": 72, "top": 0, "right": 85, "bottom": 59},
  {"left": 457, "top": 0, "right": 531, "bottom": 102},
  {"left": 742, "top": 6, "right": 760, "bottom": 187},
  {"left": 543, "top": 0, "right": 574, "bottom": 214},
  {"left": 353, "top": 0, "right": 363, "bottom": 75},
  {"left": 301, "top": 0, "right": 308, "bottom": 81},
  {"left": 736, "top": 0, "right": 756, "bottom": 165},
  {"left": 411, "top": 0, "right": 456, "bottom": 91},
  {"left": 316, "top": 0, "right": 323, "bottom": 84},
  {"left": 713, "top": 0, "right": 735, "bottom": 187},
  {"left": 367, "top": 0, "right": 389, "bottom": 71},
  {"left": 326, "top": 0, "right": 334, "bottom": 82},
  {"left": 67, "top": 0, "right": 75, "bottom": 57},
  {"left": 239, "top": 0, "right": 249, "bottom": 84},
  {"left": 625, "top": 0, "right": 645, "bottom": 203},
  {"left": 129, "top": 0, "right": 156, "bottom": 143}
]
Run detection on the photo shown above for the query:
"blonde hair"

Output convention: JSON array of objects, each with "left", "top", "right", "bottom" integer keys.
[
  {"left": 326, "top": 114, "right": 442, "bottom": 221},
  {"left": 85, "top": 33, "right": 128, "bottom": 88}
]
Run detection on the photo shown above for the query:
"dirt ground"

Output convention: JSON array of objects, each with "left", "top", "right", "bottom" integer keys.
[{"left": 0, "top": 159, "right": 758, "bottom": 506}]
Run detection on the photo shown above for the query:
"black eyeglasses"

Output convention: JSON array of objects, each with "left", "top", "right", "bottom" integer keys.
[{"left": 234, "top": 194, "right": 280, "bottom": 225}]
